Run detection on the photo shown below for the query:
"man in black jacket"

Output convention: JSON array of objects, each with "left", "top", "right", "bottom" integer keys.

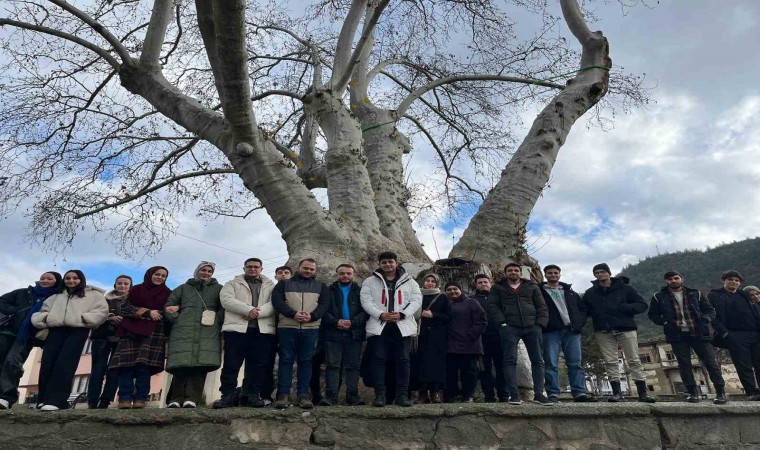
[
  {"left": 319, "top": 264, "right": 368, "bottom": 406},
  {"left": 584, "top": 263, "right": 655, "bottom": 403},
  {"left": 708, "top": 270, "right": 760, "bottom": 401},
  {"left": 487, "top": 263, "right": 551, "bottom": 405},
  {"left": 649, "top": 271, "right": 727, "bottom": 404},
  {"left": 472, "top": 274, "right": 507, "bottom": 403},
  {"left": 539, "top": 265, "right": 596, "bottom": 403}
]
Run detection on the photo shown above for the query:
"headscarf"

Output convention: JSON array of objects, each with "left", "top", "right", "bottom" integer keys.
[
  {"left": 17, "top": 271, "right": 63, "bottom": 344},
  {"left": 193, "top": 261, "right": 216, "bottom": 279},
  {"left": 116, "top": 266, "right": 171, "bottom": 338},
  {"left": 444, "top": 281, "right": 464, "bottom": 300},
  {"left": 420, "top": 273, "right": 442, "bottom": 296}
]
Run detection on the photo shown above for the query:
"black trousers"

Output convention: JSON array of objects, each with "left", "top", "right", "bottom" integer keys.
[
  {"left": 670, "top": 334, "right": 724, "bottom": 390},
  {"left": 261, "top": 334, "right": 278, "bottom": 401},
  {"left": 0, "top": 334, "right": 14, "bottom": 368},
  {"left": 480, "top": 334, "right": 507, "bottom": 401},
  {"left": 38, "top": 327, "right": 89, "bottom": 409},
  {"left": 168, "top": 367, "right": 208, "bottom": 404},
  {"left": 727, "top": 330, "right": 760, "bottom": 396},
  {"left": 371, "top": 325, "right": 410, "bottom": 395},
  {"left": 220, "top": 328, "right": 274, "bottom": 397},
  {"left": 445, "top": 353, "right": 478, "bottom": 401},
  {"left": 324, "top": 335, "right": 362, "bottom": 397},
  {"left": 500, "top": 324, "right": 545, "bottom": 398},
  {"left": 0, "top": 339, "right": 34, "bottom": 405}
]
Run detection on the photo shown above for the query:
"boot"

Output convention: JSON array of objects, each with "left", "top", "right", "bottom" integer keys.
[
  {"left": 395, "top": 392, "right": 413, "bottom": 407},
  {"left": 346, "top": 392, "right": 365, "bottom": 406},
  {"left": 418, "top": 390, "right": 430, "bottom": 404},
  {"left": 635, "top": 380, "right": 656, "bottom": 403},
  {"left": 685, "top": 386, "right": 701, "bottom": 403},
  {"left": 212, "top": 392, "right": 237, "bottom": 409},
  {"left": 430, "top": 391, "right": 443, "bottom": 404},
  {"left": 607, "top": 381, "right": 624, "bottom": 402},
  {"left": 714, "top": 385, "right": 728, "bottom": 405},
  {"left": 372, "top": 392, "right": 386, "bottom": 407}
]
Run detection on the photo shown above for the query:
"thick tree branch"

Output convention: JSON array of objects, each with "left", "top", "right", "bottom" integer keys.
[
  {"left": 140, "top": 0, "right": 176, "bottom": 68},
  {"left": 330, "top": 0, "right": 367, "bottom": 89},
  {"left": 251, "top": 89, "right": 303, "bottom": 102}
]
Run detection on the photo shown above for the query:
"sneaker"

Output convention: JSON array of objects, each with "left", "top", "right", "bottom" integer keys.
[
  {"left": 508, "top": 396, "right": 522, "bottom": 405},
  {"left": 395, "top": 393, "right": 413, "bottom": 407},
  {"left": 574, "top": 394, "right": 598, "bottom": 403},
  {"left": 118, "top": 401, "right": 132, "bottom": 409},
  {"left": 0, "top": 399, "right": 9, "bottom": 410},
  {"left": 463, "top": 397, "right": 474, "bottom": 403},
  {"left": 274, "top": 394, "right": 290, "bottom": 409},
  {"left": 346, "top": 395, "right": 365, "bottom": 406},
  {"left": 262, "top": 398, "right": 273, "bottom": 407},
  {"left": 245, "top": 397, "right": 266, "bottom": 408},
  {"left": 686, "top": 393, "right": 701, "bottom": 404},
  {"left": 372, "top": 393, "right": 386, "bottom": 407},
  {"left": 36, "top": 403, "right": 44, "bottom": 409},
  {"left": 182, "top": 401, "right": 196, "bottom": 408},
  {"left": 297, "top": 395, "right": 313, "bottom": 409},
  {"left": 132, "top": 401, "right": 146, "bottom": 409},
  {"left": 749, "top": 393, "right": 760, "bottom": 401},
  {"left": 430, "top": 391, "right": 443, "bottom": 404},
  {"left": 167, "top": 402, "right": 180, "bottom": 408},
  {"left": 532, "top": 395, "right": 554, "bottom": 406},
  {"left": 318, "top": 397, "right": 335, "bottom": 407},
  {"left": 40, "top": 405, "right": 59, "bottom": 411},
  {"left": 548, "top": 395, "right": 561, "bottom": 403}
]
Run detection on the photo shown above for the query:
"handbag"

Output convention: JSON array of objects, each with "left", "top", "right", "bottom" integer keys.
[{"left": 194, "top": 290, "right": 216, "bottom": 327}]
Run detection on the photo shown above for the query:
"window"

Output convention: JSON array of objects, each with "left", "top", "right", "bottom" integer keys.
[
  {"left": 639, "top": 353, "right": 652, "bottom": 363},
  {"left": 665, "top": 350, "right": 676, "bottom": 361}
]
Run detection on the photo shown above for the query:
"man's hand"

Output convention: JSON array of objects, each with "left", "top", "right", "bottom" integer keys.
[
  {"left": 165, "top": 306, "right": 180, "bottom": 314},
  {"left": 337, "top": 319, "right": 351, "bottom": 330},
  {"left": 421, "top": 310, "right": 433, "bottom": 319},
  {"left": 381, "top": 312, "right": 400, "bottom": 323},
  {"left": 149, "top": 310, "right": 162, "bottom": 321},
  {"left": 294, "top": 311, "right": 312, "bottom": 322},
  {"left": 247, "top": 308, "right": 260, "bottom": 320}
]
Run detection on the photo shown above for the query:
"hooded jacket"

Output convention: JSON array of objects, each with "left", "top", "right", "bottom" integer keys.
[
  {"left": 583, "top": 276, "right": 647, "bottom": 332},
  {"left": 360, "top": 267, "right": 422, "bottom": 338},
  {"left": 487, "top": 278, "right": 548, "bottom": 328},
  {"left": 649, "top": 286, "right": 715, "bottom": 342},
  {"left": 220, "top": 274, "right": 276, "bottom": 334},
  {"left": 31, "top": 285, "right": 108, "bottom": 329},
  {"left": 271, "top": 273, "right": 331, "bottom": 330},
  {"left": 321, "top": 281, "right": 368, "bottom": 341},
  {"left": 539, "top": 281, "right": 587, "bottom": 333}
]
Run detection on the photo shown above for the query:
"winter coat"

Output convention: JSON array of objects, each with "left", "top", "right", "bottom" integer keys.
[
  {"left": 708, "top": 288, "right": 760, "bottom": 335},
  {"left": 0, "top": 286, "right": 35, "bottom": 334},
  {"left": 649, "top": 286, "right": 715, "bottom": 342},
  {"left": 487, "top": 279, "right": 548, "bottom": 328},
  {"left": 220, "top": 274, "right": 276, "bottom": 334},
  {"left": 164, "top": 278, "right": 223, "bottom": 373},
  {"left": 360, "top": 267, "right": 422, "bottom": 338},
  {"left": 583, "top": 276, "right": 647, "bottom": 332},
  {"left": 90, "top": 290, "right": 129, "bottom": 340},
  {"left": 448, "top": 296, "right": 487, "bottom": 355},
  {"left": 539, "top": 282, "right": 588, "bottom": 333},
  {"left": 321, "top": 281, "right": 368, "bottom": 341},
  {"left": 417, "top": 292, "right": 450, "bottom": 383},
  {"left": 472, "top": 291, "right": 499, "bottom": 337},
  {"left": 31, "top": 286, "right": 108, "bottom": 329},
  {"left": 271, "top": 273, "right": 331, "bottom": 330}
]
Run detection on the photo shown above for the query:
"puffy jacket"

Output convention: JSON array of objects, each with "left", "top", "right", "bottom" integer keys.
[
  {"left": 448, "top": 296, "right": 487, "bottom": 355},
  {"left": 272, "top": 273, "right": 331, "bottom": 330},
  {"left": 649, "top": 286, "right": 715, "bottom": 342},
  {"left": 220, "top": 274, "right": 276, "bottom": 334},
  {"left": 90, "top": 290, "right": 128, "bottom": 340},
  {"left": 539, "top": 282, "right": 587, "bottom": 333},
  {"left": 321, "top": 281, "right": 368, "bottom": 341},
  {"left": 708, "top": 288, "right": 760, "bottom": 335},
  {"left": 584, "top": 276, "right": 647, "bottom": 332},
  {"left": 0, "top": 286, "right": 35, "bottom": 334},
  {"left": 164, "top": 278, "right": 223, "bottom": 372},
  {"left": 31, "top": 286, "right": 108, "bottom": 329},
  {"left": 360, "top": 267, "right": 422, "bottom": 338},
  {"left": 472, "top": 291, "right": 499, "bottom": 337},
  {"left": 487, "top": 279, "right": 548, "bottom": 328}
]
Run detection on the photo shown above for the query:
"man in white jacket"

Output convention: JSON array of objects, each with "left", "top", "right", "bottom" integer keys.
[
  {"left": 215, "top": 258, "right": 276, "bottom": 408},
  {"left": 360, "top": 251, "right": 422, "bottom": 407}
]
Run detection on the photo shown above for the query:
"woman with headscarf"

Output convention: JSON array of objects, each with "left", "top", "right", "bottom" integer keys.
[
  {"left": 87, "top": 274, "right": 132, "bottom": 409},
  {"left": 0, "top": 271, "right": 63, "bottom": 410},
  {"left": 164, "top": 261, "right": 223, "bottom": 408},
  {"left": 32, "top": 270, "right": 108, "bottom": 411},
  {"left": 414, "top": 273, "right": 451, "bottom": 403},
  {"left": 444, "top": 281, "right": 487, "bottom": 403},
  {"left": 108, "top": 267, "right": 171, "bottom": 409}
]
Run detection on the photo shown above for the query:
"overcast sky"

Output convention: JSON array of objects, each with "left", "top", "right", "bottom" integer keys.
[{"left": 1, "top": 0, "right": 759, "bottom": 293}]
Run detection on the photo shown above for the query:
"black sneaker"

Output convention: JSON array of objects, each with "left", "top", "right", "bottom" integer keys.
[
  {"left": 346, "top": 395, "right": 365, "bottom": 406},
  {"left": 508, "top": 396, "right": 522, "bottom": 405},
  {"left": 532, "top": 395, "right": 554, "bottom": 406},
  {"left": 373, "top": 393, "right": 386, "bottom": 407},
  {"left": 548, "top": 395, "right": 561, "bottom": 403},
  {"left": 573, "top": 394, "right": 598, "bottom": 403}
]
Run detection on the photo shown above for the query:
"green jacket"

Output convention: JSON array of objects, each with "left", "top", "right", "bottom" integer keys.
[{"left": 165, "top": 278, "right": 223, "bottom": 373}]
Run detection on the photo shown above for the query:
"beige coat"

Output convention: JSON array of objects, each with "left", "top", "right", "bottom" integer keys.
[
  {"left": 219, "top": 274, "right": 276, "bottom": 334},
  {"left": 32, "top": 285, "right": 108, "bottom": 329}
]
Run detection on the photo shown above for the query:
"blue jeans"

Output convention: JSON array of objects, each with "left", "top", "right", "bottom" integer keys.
[
  {"left": 117, "top": 365, "right": 151, "bottom": 402},
  {"left": 543, "top": 328, "right": 586, "bottom": 398},
  {"left": 277, "top": 328, "right": 319, "bottom": 397},
  {"left": 87, "top": 339, "right": 119, "bottom": 406}
]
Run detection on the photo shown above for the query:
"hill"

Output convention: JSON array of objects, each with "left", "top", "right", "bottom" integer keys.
[{"left": 617, "top": 237, "right": 760, "bottom": 339}]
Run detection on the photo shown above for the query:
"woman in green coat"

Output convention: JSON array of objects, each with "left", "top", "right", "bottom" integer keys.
[{"left": 164, "top": 261, "right": 223, "bottom": 408}]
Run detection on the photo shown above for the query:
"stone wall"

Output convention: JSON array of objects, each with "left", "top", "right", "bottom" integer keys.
[{"left": 1, "top": 402, "right": 759, "bottom": 449}]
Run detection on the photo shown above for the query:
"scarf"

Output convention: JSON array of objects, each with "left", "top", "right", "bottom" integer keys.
[
  {"left": 117, "top": 267, "right": 171, "bottom": 338},
  {"left": 17, "top": 284, "right": 59, "bottom": 344},
  {"left": 670, "top": 290, "right": 697, "bottom": 335}
]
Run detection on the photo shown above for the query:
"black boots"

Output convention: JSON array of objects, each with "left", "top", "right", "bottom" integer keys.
[
  {"left": 714, "top": 385, "right": 729, "bottom": 405},
  {"left": 685, "top": 386, "right": 701, "bottom": 403},
  {"left": 635, "top": 380, "right": 656, "bottom": 403},
  {"left": 607, "top": 381, "right": 624, "bottom": 402},
  {"left": 372, "top": 392, "right": 386, "bottom": 407}
]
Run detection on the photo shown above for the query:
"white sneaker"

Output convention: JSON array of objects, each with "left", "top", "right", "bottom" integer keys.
[
  {"left": 182, "top": 401, "right": 196, "bottom": 408},
  {"left": 36, "top": 403, "right": 43, "bottom": 409},
  {"left": 40, "top": 405, "right": 59, "bottom": 411},
  {"left": 167, "top": 402, "right": 180, "bottom": 408},
  {"left": 0, "top": 399, "right": 9, "bottom": 410}
]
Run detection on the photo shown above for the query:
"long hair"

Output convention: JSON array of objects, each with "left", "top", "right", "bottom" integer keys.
[{"left": 63, "top": 269, "right": 87, "bottom": 297}]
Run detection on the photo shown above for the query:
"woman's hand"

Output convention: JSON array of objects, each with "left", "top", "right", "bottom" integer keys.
[
  {"left": 421, "top": 310, "right": 433, "bottom": 318},
  {"left": 165, "top": 306, "right": 180, "bottom": 314},
  {"left": 150, "top": 310, "right": 163, "bottom": 321}
]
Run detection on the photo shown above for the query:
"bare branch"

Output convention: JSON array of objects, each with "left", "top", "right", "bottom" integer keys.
[
  {"left": 140, "top": 0, "right": 176, "bottom": 68},
  {"left": 330, "top": 0, "right": 367, "bottom": 89},
  {"left": 251, "top": 89, "right": 303, "bottom": 102}
]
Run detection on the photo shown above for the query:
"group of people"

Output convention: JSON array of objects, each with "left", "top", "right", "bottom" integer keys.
[{"left": 1, "top": 252, "right": 759, "bottom": 411}]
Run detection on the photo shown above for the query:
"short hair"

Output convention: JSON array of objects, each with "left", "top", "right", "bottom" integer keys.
[
  {"left": 114, "top": 275, "right": 133, "bottom": 287},
  {"left": 336, "top": 263, "right": 355, "bottom": 273},
  {"left": 244, "top": 258, "right": 263, "bottom": 266},
  {"left": 662, "top": 271, "right": 681, "bottom": 280},
  {"left": 378, "top": 251, "right": 398, "bottom": 262},
  {"left": 474, "top": 274, "right": 491, "bottom": 282},
  {"left": 543, "top": 264, "right": 561, "bottom": 273},
  {"left": 504, "top": 262, "right": 521, "bottom": 271},
  {"left": 275, "top": 265, "right": 292, "bottom": 274},
  {"left": 721, "top": 270, "right": 744, "bottom": 282},
  {"left": 298, "top": 258, "right": 317, "bottom": 267}
]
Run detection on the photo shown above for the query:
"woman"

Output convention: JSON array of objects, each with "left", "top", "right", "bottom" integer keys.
[
  {"left": 413, "top": 273, "right": 450, "bottom": 403},
  {"left": 744, "top": 286, "right": 760, "bottom": 303},
  {"left": 164, "top": 261, "right": 223, "bottom": 408},
  {"left": 31, "top": 270, "right": 108, "bottom": 411},
  {"left": 444, "top": 281, "right": 486, "bottom": 403},
  {"left": 0, "top": 272, "right": 63, "bottom": 410},
  {"left": 87, "top": 275, "right": 132, "bottom": 409},
  {"left": 109, "top": 267, "right": 170, "bottom": 409}
]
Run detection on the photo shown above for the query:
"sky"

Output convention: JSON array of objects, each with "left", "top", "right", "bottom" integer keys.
[{"left": 1, "top": 0, "right": 759, "bottom": 294}]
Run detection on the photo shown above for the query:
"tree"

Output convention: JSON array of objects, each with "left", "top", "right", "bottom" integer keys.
[{"left": 0, "top": 0, "right": 644, "bottom": 274}]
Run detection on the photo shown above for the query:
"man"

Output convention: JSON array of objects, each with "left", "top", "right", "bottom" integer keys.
[
  {"left": 319, "top": 264, "right": 367, "bottom": 406},
  {"left": 708, "top": 270, "right": 760, "bottom": 401},
  {"left": 275, "top": 266, "right": 293, "bottom": 281},
  {"left": 260, "top": 265, "right": 294, "bottom": 404},
  {"left": 487, "top": 262, "right": 551, "bottom": 405},
  {"left": 361, "top": 251, "right": 422, "bottom": 407},
  {"left": 271, "top": 258, "right": 331, "bottom": 409},
  {"left": 539, "top": 265, "right": 597, "bottom": 403},
  {"left": 649, "top": 271, "right": 727, "bottom": 404},
  {"left": 584, "top": 263, "right": 655, "bottom": 403},
  {"left": 472, "top": 274, "right": 507, "bottom": 403},
  {"left": 214, "top": 258, "right": 276, "bottom": 408}
]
